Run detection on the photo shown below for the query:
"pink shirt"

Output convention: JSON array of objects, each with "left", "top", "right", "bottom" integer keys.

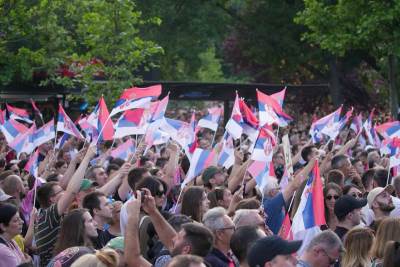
[{"left": 0, "top": 239, "right": 25, "bottom": 267}]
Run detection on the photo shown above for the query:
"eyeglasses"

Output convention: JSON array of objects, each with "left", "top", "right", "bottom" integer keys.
[
  {"left": 326, "top": 195, "right": 339, "bottom": 200},
  {"left": 351, "top": 192, "right": 363, "bottom": 199},
  {"left": 321, "top": 249, "right": 339, "bottom": 265},
  {"left": 155, "top": 190, "right": 165, "bottom": 197}
]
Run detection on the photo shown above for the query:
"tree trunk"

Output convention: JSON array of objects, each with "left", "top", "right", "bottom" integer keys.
[
  {"left": 388, "top": 54, "right": 398, "bottom": 119},
  {"left": 329, "top": 55, "right": 343, "bottom": 107}
]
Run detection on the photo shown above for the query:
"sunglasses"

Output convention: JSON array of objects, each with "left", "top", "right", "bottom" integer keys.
[
  {"left": 321, "top": 249, "right": 339, "bottom": 265},
  {"left": 155, "top": 190, "right": 165, "bottom": 197},
  {"left": 351, "top": 192, "right": 363, "bottom": 198},
  {"left": 326, "top": 195, "right": 339, "bottom": 200}
]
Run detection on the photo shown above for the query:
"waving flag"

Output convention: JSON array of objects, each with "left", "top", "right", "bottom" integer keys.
[
  {"left": 375, "top": 121, "right": 400, "bottom": 139},
  {"left": 33, "top": 120, "right": 55, "bottom": 148},
  {"left": 292, "top": 162, "right": 325, "bottom": 247},
  {"left": 97, "top": 96, "right": 114, "bottom": 141},
  {"left": 114, "top": 109, "right": 148, "bottom": 138},
  {"left": 257, "top": 89, "right": 292, "bottom": 127},
  {"left": 198, "top": 106, "right": 222, "bottom": 131},
  {"left": 270, "top": 87, "right": 287, "bottom": 108},
  {"left": 217, "top": 132, "right": 235, "bottom": 169},
  {"left": 309, "top": 106, "right": 342, "bottom": 143},
  {"left": 0, "top": 109, "right": 5, "bottom": 124},
  {"left": 225, "top": 93, "right": 243, "bottom": 140},
  {"left": 187, "top": 111, "right": 198, "bottom": 156},
  {"left": 57, "top": 104, "right": 84, "bottom": 139},
  {"left": 111, "top": 139, "right": 135, "bottom": 161},
  {"left": 8, "top": 124, "right": 36, "bottom": 154},
  {"left": 251, "top": 127, "right": 276, "bottom": 162},
  {"left": 55, "top": 133, "right": 70, "bottom": 150},
  {"left": 160, "top": 118, "right": 193, "bottom": 148},
  {"left": 247, "top": 160, "right": 270, "bottom": 190},
  {"left": 6, "top": 104, "right": 33, "bottom": 124},
  {"left": 110, "top": 96, "right": 152, "bottom": 117},
  {"left": 144, "top": 125, "right": 170, "bottom": 148},
  {"left": 363, "top": 109, "right": 381, "bottom": 147},
  {"left": 350, "top": 113, "right": 363, "bottom": 134},
  {"left": 181, "top": 148, "right": 216, "bottom": 188},
  {"left": 339, "top": 107, "right": 353, "bottom": 131},
  {"left": 31, "top": 99, "right": 43, "bottom": 120},
  {"left": 239, "top": 99, "right": 259, "bottom": 129},
  {"left": 149, "top": 94, "right": 169, "bottom": 123},
  {"left": 278, "top": 213, "right": 294, "bottom": 241},
  {"left": 0, "top": 119, "right": 29, "bottom": 143},
  {"left": 24, "top": 149, "right": 40, "bottom": 178},
  {"left": 115, "top": 84, "right": 162, "bottom": 107}
]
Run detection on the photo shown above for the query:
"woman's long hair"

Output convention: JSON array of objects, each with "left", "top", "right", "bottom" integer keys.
[
  {"left": 383, "top": 241, "right": 400, "bottom": 267},
  {"left": 181, "top": 186, "right": 206, "bottom": 222},
  {"left": 323, "top": 183, "right": 343, "bottom": 224},
  {"left": 342, "top": 228, "right": 374, "bottom": 267},
  {"left": 371, "top": 218, "right": 400, "bottom": 260},
  {"left": 53, "top": 209, "right": 92, "bottom": 255}
]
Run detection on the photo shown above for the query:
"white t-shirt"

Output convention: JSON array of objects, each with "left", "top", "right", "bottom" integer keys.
[{"left": 120, "top": 196, "right": 135, "bottom": 236}]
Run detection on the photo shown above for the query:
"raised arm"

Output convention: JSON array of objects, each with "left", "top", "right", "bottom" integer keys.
[
  {"left": 57, "top": 146, "right": 96, "bottom": 215},
  {"left": 98, "top": 162, "right": 131, "bottom": 196}
]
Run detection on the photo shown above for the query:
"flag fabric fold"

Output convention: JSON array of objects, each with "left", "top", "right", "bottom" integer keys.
[
  {"left": 57, "top": 104, "right": 84, "bottom": 139},
  {"left": 197, "top": 107, "right": 222, "bottom": 132}
]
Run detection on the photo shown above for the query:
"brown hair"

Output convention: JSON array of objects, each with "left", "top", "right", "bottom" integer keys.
[
  {"left": 383, "top": 241, "right": 400, "bottom": 267},
  {"left": 342, "top": 228, "right": 374, "bottom": 267},
  {"left": 371, "top": 218, "right": 400, "bottom": 259},
  {"left": 167, "top": 255, "right": 205, "bottom": 267},
  {"left": 70, "top": 248, "right": 119, "bottom": 267},
  {"left": 181, "top": 186, "right": 206, "bottom": 222}
]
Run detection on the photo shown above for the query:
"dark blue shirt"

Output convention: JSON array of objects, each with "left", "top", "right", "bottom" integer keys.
[
  {"left": 263, "top": 192, "right": 286, "bottom": 234},
  {"left": 205, "top": 247, "right": 237, "bottom": 267}
]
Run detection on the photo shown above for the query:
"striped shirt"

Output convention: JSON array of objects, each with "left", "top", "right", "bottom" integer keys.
[{"left": 34, "top": 204, "right": 61, "bottom": 267}]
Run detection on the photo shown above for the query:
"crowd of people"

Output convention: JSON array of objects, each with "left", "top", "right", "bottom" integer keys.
[{"left": 1, "top": 98, "right": 400, "bottom": 267}]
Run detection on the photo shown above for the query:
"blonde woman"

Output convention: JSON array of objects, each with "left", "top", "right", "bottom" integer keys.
[
  {"left": 371, "top": 218, "right": 400, "bottom": 267},
  {"left": 342, "top": 228, "right": 374, "bottom": 267},
  {"left": 71, "top": 248, "right": 119, "bottom": 267}
]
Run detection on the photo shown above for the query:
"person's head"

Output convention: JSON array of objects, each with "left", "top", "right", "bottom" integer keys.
[
  {"left": 202, "top": 207, "right": 235, "bottom": 249},
  {"left": 167, "top": 215, "right": 193, "bottom": 232},
  {"left": 326, "top": 170, "right": 345, "bottom": 188},
  {"left": 235, "top": 198, "right": 261, "bottom": 210},
  {"left": 167, "top": 255, "right": 207, "bottom": 267},
  {"left": 367, "top": 150, "right": 380, "bottom": 168},
  {"left": 342, "top": 184, "right": 364, "bottom": 199},
  {"left": 82, "top": 192, "right": 113, "bottom": 224},
  {"left": 342, "top": 228, "right": 374, "bottom": 267},
  {"left": 171, "top": 222, "right": 214, "bottom": 257},
  {"left": 362, "top": 169, "right": 375, "bottom": 193},
  {"left": 303, "top": 230, "right": 343, "bottom": 267},
  {"left": 207, "top": 187, "right": 232, "bottom": 209},
  {"left": 324, "top": 183, "right": 343, "bottom": 212},
  {"left": 0, "top": 203, "right": 23, "bottom": 239},
  {"left": 301, "top": 145, "right": 318, "bottom": 163},
  {"left": 263, "top": 178, "right": 281, "bottom": 198},
  {"left": 233, "top": 209, "right": 269, "bottom": 235},
  {"left": 334, "top": 195, "right": 367, "bottom": 226},
  {"left": 86, "top": 165, "right": 108, "bottom": 186},
  {"left": 5, "top": 162, "right": 20, "bottom": 176},
  {"left": 54, "top": 208, "right": 98, "bottom": 255},
  {"left": 37, "top": 181, "right": 65, "bottom": 208},
  {"left": 135, "top": 176, "right": 166, "bottom": 208},
  {"left": 106, "top": 163, "right": 120, "bottom": 177},
  {"left": 383, "top": 241, "right": 400, "bottom": 267},
  {"left": 201, "top": 166, "right": 225, "bottom": 189},
  {"left": 247, "top": 235, "right": 302, "bottom": 267},
  {"left": 331, "top": 154, "right": 351, "bottom": 175},
  {"left": 351, "top": 158, "right": 364, "bottom": 176},
  {"left": 1, "top": 174, "right": 25, "bottom": 202},
  {"left": 181, "top": 186, "right": 209, "bottom": 222},
  {"left": 371, "top": 218, "right": 400, "bottom": 259},
  {"left": 230, "top": 226, "right": 265, "bottom": 264},
  {"left": 373, "top": 168, "right": 391, "bottom": 188},
  {"left": 105, "top": 237, "right": 125, "bottom": 267},
  {"left": 0, "top": 170, "right": 14, "bottom": 185},
  {"left": 127, "top": 167, "right": 150, "bottom": 190},
  {"left": 55, "top": 160, "right": 68, "bottom": 175},
  {"left": 70, "top": 248, "right": 119, "bottom": 267},
  {"left": 367, "top": 185, "right": 395, "bottom": 217},
  {"left": 393, "top": 175, "right": 400, "bottom": 198}
]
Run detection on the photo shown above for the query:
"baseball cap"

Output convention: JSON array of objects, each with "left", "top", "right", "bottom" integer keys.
[
  {"left": 0, "top": 188, "right": 13, "bottom": 202},
  {"left": 334, "top": 195, "right": 367, "bottom": 220},
  {"left": 247, "top": 235, "right": 302, "bottom": 267},
  {"left": 202, "top": 166, "right": 223, "bottom": 184},
  {"left": 106, "top": 236, "right": 124, "bottom": 251},
  {"left": 367, "top": 185, "right": 394, "bottom": 208},
  {"left": 79, "top": 179, "right": 97, "bottom": 191}
]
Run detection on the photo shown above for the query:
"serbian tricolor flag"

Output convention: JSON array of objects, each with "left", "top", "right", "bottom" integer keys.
[
  {"left": 350, "top": 113, "right": 363, "bottom": 134},
  {"left": 8, "top": 124, "right": 36, "bottom": 155},
  {"left": 33, "top": 120, "right": 55, "bottom": 148},
  {"left": 363, "top": 109, "right": 381, "bottom": 147},
  {"left": 110, "top": 139, "right": 136, "bottom": 161},
  {"left": 251, "top": 127, "right": 276, "bottom": 162},
  {"left": 256, "top": 89, "right": 292, "bottom": 127},
  {"left": 198, "top": 106, "right": 222, "bottom": 132},
  {"left": 0, "top": 109, "right": 5, "bottom": 124},
  {"left": 144, "top": 125, "right": 170, "bottom": 148},
  {"left": 270, "top": 87, "right": 287, "bottom": 108},
  {"left": 114, "top": 109, "right": 148, "bottom": 138},
  {"left": 24, "top": 149, "right": 40, "bottom": 178},
  {"left": 114, "top": 84, "right": 161, "bottom": 107},
  {"left": 375, "top": 121, "right": 400, "bottom": 139},
  {"left": 149, "top": 94, "right": 169, "bottom": 123},
  {"left": 239, "top": 99, "right": 259, "bottom": 129},
  {"left": 97, "top": 96, "right": 114, "bottom": 141},
  {"left": 225, "top": 93, "right": 243, "bottom": 140},
  {"left": 181, "top": 148, "right": 216, "bottom": 188},
  {"left": 292, "top": 161, "right": 325, "bottom": 254},
  {"left": 187, "top": 111, "right": 198, "bottom": 157},
  {"left": 339, "top": 107, "right": 353, "bottom": 131},
  {"left": 31, "top": 99, "right": 43, "bottom": 120},
  {"left": 247, "top": 160, "right": 270, "bottom": 190},
  {"left": 160, "top": 118, "right": 193, "bottom": 149},
  {"left": 309, "top": 106, "right": 342, "bottom": 143},
  {"left": 57, "top": 104, "right": 84, "bottom": 139},
  {"left": 217, "top": 132, "right": 235, "bottom": 169},
  {"left": 278, "top": 213, "right": 294, "bottom": 240},
  {"left": 110, "top": 96, "right": 152, "bottom": 117},
  {"left": 6, "top": 104, "right": 33, "bottom": 124},
  {"left": 0, "top": 119, "right": 29, "bottom": 143}
]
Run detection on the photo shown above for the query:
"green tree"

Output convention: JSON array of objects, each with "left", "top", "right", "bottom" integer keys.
[
  {"left": 295, "top": 0, "right": 400, "bottom": 115},
  {"left": 0, "top": 0, "right": 162, "bottom": 105}
]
